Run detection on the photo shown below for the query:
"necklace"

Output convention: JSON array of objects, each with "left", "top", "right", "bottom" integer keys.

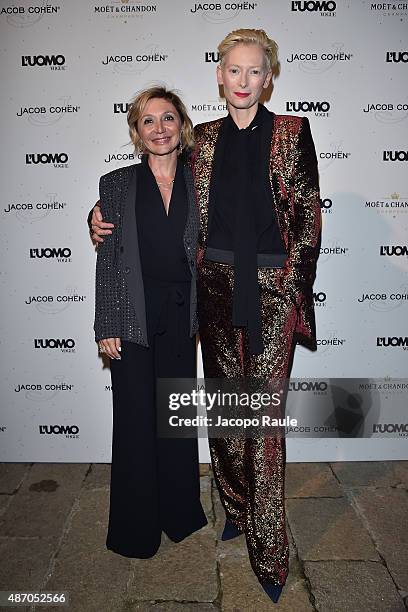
[{"left": 155, "top": 178, "right": 174, "bottom": 190}]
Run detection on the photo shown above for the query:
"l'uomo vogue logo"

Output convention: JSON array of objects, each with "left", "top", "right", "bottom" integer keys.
[
  {"left": 205, "top": 51, "right": 219, "bottom": 62},
  {"left": 386, "top": 51, "right": 408, "bottom": 63},
  {"left": 30, "top": 247, "right": 71, "bottom": 261},
  {"left": 289, "top": 380, "right": 328, "bottom": 392},
  {"left": 21, "top": 54, "right": 65, "bottom": 70},
  {"left": 379, "top": 245, "right": 408, "bottom": 256},
  {"left": 26, "top": 153, "right": 68, "bottom": 168},
  {"left": 286, "top": 100, "right": 330, "bottom": 116},
  {"left": 373, "top": 423, "right": 408, "bottom": 436},
  {"left": 320, "top": 197, "right": 333, "bottom": 213},
  {"left": 114, "top": 102, "right": 131, "bottom": 114},
  {"left": 313, "top": 292, "right": 327, "bottom": 306},
  {"left": 291, "top": 0, "right": 336, "bottom": 15},
  {"left": 34, "top": 338, "right": 76, "bottom": 352},
  {"left": 376, "top": 336, "right": 408, "bottom": 349},
  {"left": 383, "top": 150, "right": 408, "bottom": 161},
  {"left": 39, "top": 424, "right": 79, "bottom": 437}
]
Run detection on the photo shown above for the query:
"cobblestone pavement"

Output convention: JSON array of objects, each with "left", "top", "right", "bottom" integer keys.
[{"left": 0, "top": 462, "right": 407, "bottom": 611}]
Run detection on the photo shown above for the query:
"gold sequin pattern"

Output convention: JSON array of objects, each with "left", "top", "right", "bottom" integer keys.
[{"left": 198, "top": 259, "right": 298, "bottom": 584}]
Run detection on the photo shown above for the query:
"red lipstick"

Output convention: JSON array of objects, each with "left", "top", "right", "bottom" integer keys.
[{"left": 234, "top": 92, "right": 250, "bottom": 98}]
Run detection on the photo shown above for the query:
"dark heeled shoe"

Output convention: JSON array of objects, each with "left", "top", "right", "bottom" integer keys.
[
  {"left": 259, "top": 580, "right": 284, "bottom": 604},
  {"left": 221, "top": 518, "right": 242, "bottom": 541}
]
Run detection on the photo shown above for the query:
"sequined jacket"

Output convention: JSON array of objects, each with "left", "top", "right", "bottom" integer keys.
[
  {"left": 191, "top": 112, "right": 321, "bottom": 350},
  {"left": 94, "top": 162, "right": 199, "bottom": 345}
]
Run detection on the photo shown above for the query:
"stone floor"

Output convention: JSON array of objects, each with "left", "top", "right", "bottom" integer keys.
[{"left": 0, "top": 461, "right": 407, "bottom": 612}]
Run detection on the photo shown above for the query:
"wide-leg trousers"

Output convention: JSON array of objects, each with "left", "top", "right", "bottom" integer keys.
[
  {"left": 107, "top": 280, "right": 207, "bottom": 558},
  {"left": 198, "top": 260, "right": 297, "bottom": 585}
]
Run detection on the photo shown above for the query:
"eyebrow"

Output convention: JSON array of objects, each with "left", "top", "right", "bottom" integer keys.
[{"left": 140, "top": 110, "right": 176, "bottom": 118}]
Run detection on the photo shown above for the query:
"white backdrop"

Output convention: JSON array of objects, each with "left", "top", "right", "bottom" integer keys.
[{"left": 1, "top": 0, "right": 407, "bottom": 462}]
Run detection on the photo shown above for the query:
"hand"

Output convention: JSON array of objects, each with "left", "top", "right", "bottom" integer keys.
[
  {"left": 98, "top": 338, "right": 121, "bottom": 360},
  {"left": 91, "top": 201, "right": 115, "bottom": 244}
]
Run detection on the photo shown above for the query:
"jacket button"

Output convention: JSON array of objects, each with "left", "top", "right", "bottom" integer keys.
[{"left": 124, "top": 266, "right": 130, "bottom": 274}]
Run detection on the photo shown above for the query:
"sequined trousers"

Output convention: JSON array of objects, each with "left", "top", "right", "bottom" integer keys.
[{"left": 197, "top": 259, "right": 298, "bottom": 586}]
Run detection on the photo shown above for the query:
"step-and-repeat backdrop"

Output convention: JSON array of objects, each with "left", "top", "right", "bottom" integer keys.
[{"left": 1, "top": 0, "right": 407, "bottom": 462}]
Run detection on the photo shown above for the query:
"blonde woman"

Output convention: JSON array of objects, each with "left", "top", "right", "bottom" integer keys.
[
  {"left": 91, "top": 30, "right": 321, "bottom": 603},
  {"left": 94, "top": 87, "right": 207, "bottom": 558}
]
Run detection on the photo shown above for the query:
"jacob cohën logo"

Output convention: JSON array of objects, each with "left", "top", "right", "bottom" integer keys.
[
  {"left": 286, "top": 100, "right": 330, "bottom": 116},
  {"left": 291, "top": 1, "right": 336, "bottom": 14},
  {"left": 105, "top": 152, "right": 136, "bottom": 163},
  {"left": 380, "top": 245, "right": 408, "bottom": 256},
  {"left": 386, "top": 51, "right": 408, "bottom": 63},
  {"left": 383, "top": 150, "right": 408, "bottom": 161},
  {"left": 26, "top": 153, "right": 68, "bottom": 167},
  {"left": 22, "top": 54, "right": 65, "bottom": 70},
  {"left": 34, "top": 338, "right": 76, "bottom": 352}
]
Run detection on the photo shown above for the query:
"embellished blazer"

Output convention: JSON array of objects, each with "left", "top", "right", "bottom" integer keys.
[
  {"left": 191, "top": 110, "right": 322, "bottom": 350},
  {"left": 94, "top": 161, "right": 200, "bottom": 346}
]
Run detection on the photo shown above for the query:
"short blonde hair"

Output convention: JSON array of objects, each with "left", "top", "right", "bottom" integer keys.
[
  {"left": 218, "top": 28, "right": 280, "bottom": 77},
  {"left": 127, "top": 86, "right": 194, "bottom": 153}
]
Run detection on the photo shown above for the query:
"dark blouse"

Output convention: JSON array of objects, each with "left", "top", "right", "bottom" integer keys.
[
  {"left": 135, "top": 156, "right": 191, "bottom": 283},
  {"left": 205, "top": 104, "right": 286, "bottom": 355},
  {"left": 207, "top": 104, "right": 285, "bottom": 254}
]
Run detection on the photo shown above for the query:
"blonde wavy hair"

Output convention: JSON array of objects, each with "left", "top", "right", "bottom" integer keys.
[
  {"left": 127, "top": 86, "right": 194, "bottom": 154},
  {"left": 218, "top": 28, "right": 280, "bottom": 77}
]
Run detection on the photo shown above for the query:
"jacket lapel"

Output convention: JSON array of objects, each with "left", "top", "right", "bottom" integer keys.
[{"left": 121, "top": 164, "right": 147, "bottom": 342}]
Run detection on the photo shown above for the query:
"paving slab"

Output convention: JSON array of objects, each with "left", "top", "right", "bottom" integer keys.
[
  {"left": 127, "top": 524, "right": 218, "bottom": 603},
  {"left": 81, "top": 463, "right": 110, "bottom": 489},
  {"left": 304, "top": 560, "right": 406, "bottom": 612},
  {"left": 285, "top": 463, "right": 343, "bottom": 498},
  {"left": 0, "top": 537, "right": 56, "bottom": 591},
  {"left": 350, "top": 487, "right": 408, "bottom": 591},
  {"left": 0, "top": 463, "right": 88, "bottom": 537},
  {"left": 200, "top": 463, "right": 212, "bottom": 476},
  {"left": 41, "top": 488, "right": 132, "bottom": 612},
  {"left": 200, "top": 475, "right": 213, "bottom": 524},
  {"left": 0, "top": 463, "right": 31, "bottom": 493},
  {"left": 286, "top": 497, "right": 378, "bottom": 561},
  {"left": 330, "top": 460, "right": 408, "bottom": 488},
  {"left": 0, "top": 494, "right": 12, "bottom": 517},
  {"left": 124, "top": 603, "right": 219, "bottom": 611},
  {"left": 219, "top": 551, "right": 312, "bottom": 612}
]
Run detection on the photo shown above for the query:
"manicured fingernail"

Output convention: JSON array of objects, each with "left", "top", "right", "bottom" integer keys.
[{"left": 118, "top": 347, "right": 121, "bottom": 352}]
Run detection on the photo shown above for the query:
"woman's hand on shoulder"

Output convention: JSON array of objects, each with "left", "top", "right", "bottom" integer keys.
[
  {"left": 91, "top": 201, "right": 115, "bottom": 244},
  {"left": 98, "top": 337, "right": 121, "bottom": 360}
]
